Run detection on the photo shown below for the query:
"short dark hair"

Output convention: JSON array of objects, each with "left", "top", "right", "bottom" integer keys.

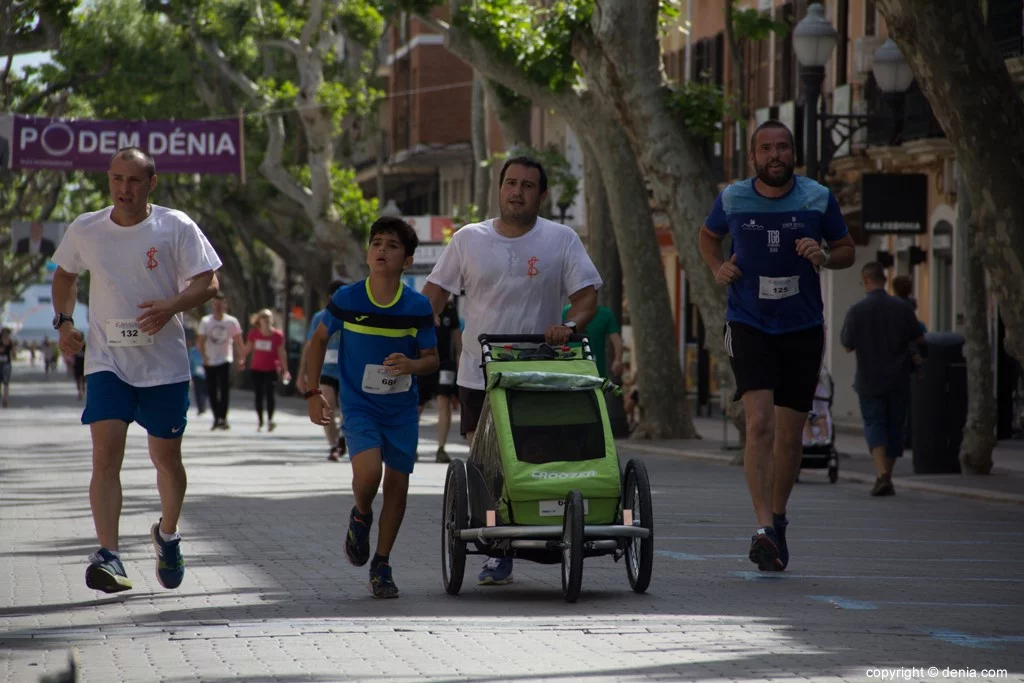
[
  {"left": 862, "top": 261, "right": 887, "bottom": 285},
  {"left": 212, "top": 291, "right": 226, "bottom": 300},
  {"left": 892, "top": 274, "right": 913, "bottom": 299},
  {"left": 326, "top": 279, "right": 346, "bottom": 296},
  {"left": 369, "top": 216, "right": 419, "bottom": 258},
  {"left": 750, "top": 119, "right": 795, "bottom": 152},
  {"left": 110, "top": 147, "right": 156, "bottom": 177},
  {"left": 499, "top": 155, "right": 548, "bottom": 194}
]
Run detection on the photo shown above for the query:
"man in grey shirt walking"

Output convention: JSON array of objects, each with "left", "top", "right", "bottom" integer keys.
[{"left": 840, "top": 262, "right": 927, "bottom": 496}]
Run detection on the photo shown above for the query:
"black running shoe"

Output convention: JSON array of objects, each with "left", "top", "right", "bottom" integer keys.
[
  {"left": 344, "top": 506, "right": 373, "bottom": 567},
  {"left": 368, "top": 562, "right": 399, "bottom": 599},
  {"left": 749, "top": 527, "right": 784, "bottom": 571}
]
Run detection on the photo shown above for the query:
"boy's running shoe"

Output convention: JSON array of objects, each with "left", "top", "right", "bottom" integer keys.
[
  {"left": 368, "top": 562, "right": 400, "bottom": 599},
  {"left": 345, "top": 506, "right": 373, "bottom": 567}
]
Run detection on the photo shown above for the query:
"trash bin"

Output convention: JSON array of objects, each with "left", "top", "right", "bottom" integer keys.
[{"left": 910, "top": 332, "right": 966, "bottom": 474}]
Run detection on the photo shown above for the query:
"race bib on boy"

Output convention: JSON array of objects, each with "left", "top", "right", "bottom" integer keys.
[
  {"left": 106, "top": 319, "right": 154, "bottom": 347},
  {"left": 362, "top": 364, "right": 412, "bottom": 394},
  {"left": 324, "top": 349, "right": 339, "bottom": 364},
  {"left": 254, "top": 339, "right": 272, "bottom": 352},
  {"left": 758, "top": 275, "right": 800, "bottom": 301}
]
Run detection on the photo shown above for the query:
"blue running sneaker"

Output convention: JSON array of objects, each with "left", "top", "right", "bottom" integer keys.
[
  {"left": 151, "top": 521, "right": 185, "bottom": 589},
  {"left": 368, "top": 562, "right": 400, "bottom": 599},
  {"left": 345, "top": 506, "right": 373, "bottom": 567},
  {"left": 85, "top": 548, "right": 132, "bottom": 593},
  {"left": 773, "top": 514, "right": 789, "bottom": 571},
  {"left": 478, "top": 556, "right": 514, "bottom": 585},
  {"left": 749, "top": 527, "right": 784, "bottom": 571}
]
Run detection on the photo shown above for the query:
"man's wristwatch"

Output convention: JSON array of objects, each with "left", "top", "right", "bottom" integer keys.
[
  {"left": 303, "top": 388, "right": 323, "bottom": 399},
  {"left": 562, "top": 320, "right": 577, "bottom": 331},
  {"left": 52, "top": 313, "right": 74, "bottom": 330}
]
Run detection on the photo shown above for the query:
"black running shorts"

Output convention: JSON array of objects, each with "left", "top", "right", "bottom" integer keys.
[{"left": 724, "top": 321, "right": 824, "bottom": 413}]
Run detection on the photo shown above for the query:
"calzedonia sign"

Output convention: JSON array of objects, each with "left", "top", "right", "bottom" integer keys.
[
  {"left": 861, "top": 173, "right": 928, "bottom": 234},
  {"left": 3, "top": 114, "right": 243, "bottom": 176}
]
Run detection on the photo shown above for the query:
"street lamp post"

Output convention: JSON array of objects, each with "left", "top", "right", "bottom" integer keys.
[{"left": 792, "top": 2, "right": 914, "bottom": 181}]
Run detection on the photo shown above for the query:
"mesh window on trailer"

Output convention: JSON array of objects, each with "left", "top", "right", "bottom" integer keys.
[{"left": 505, "top": 389, "right": 606, "bottom": 464}]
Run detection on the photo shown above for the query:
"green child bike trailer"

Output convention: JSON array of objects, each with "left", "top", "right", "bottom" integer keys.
[{"left": 441, "top": 333, "right": 654, "bottom": 602}]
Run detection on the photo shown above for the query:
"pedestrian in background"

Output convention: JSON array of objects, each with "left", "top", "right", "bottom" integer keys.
[
  {"left": 891, "top": 274, "right": 926, "bottom": 448},
  {"left": 197, "top": 293, "right": 245, "bottom": 430},
  {"left": 298, "top": 279, "right": 347, "bottom": 460},
  {"left": 0, "top": 327, "right": 15, "bottom": 408},
  {"left": 841, "top": 262, "right": 927, "bottom": 497},
  {"left": 243, "top": 308, "right": 289, "bottom": 432}
]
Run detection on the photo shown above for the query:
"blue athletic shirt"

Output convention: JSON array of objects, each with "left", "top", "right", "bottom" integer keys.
[
  {"left": 307, "top": 309, "right": 341, "bottom": 381},
  {"left": 704, "top": 176, "right": 849, "bottom": 334},
  {"left": 321, "top": 279, "right": 437, "bottom": 424}
]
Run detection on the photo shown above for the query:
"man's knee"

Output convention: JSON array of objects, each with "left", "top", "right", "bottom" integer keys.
[{"left": 743, "top": 394, "right": 775, "bottom": 444}]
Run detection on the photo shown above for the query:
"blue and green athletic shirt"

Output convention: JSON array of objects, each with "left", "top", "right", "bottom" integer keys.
[
  {"left": 321, "top": 279, "right": 437, "bottom": 423},
  {"left": 307, "top": 308, "right": 341, "bottom": 381},
  {"left": 704, "top": 176, "right": 849, "bottom": 334}
]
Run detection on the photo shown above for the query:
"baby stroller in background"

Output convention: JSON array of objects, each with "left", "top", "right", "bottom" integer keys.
[{"left": 800, "top": 365, "right": 839, "bottom": 483}]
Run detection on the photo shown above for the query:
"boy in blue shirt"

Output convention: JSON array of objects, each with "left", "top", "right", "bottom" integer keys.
[{"left": 304, "top": 217, "right": 439, "bottom": 598}]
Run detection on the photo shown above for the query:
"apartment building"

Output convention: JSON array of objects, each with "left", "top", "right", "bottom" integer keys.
[{"left": 664, "top": 0, "right": 1024, "bottom": 430}]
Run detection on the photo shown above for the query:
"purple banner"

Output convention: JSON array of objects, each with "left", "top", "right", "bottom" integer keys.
[{"left": 10, "top": 115, "right": 243, "bottom": 175}]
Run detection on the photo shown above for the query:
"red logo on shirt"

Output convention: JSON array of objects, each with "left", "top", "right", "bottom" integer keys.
[
  {"left": 145, "top": 247, "right": 159, "bottom": 270},
  {"left": 527, "top": 256, "right": 539, "bottom": 278}
]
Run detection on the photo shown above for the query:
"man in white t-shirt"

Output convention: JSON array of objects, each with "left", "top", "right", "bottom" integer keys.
[
  {"left": 197, "top": 294, "right": 245, "bottom": 430},
  {"left": 51, "top": 147, "right": 222, "bottom": 594},
  {"left": 423, "top": 156, "right": 602, "bottom": 586}
]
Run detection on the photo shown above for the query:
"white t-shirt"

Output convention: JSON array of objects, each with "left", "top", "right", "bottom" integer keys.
[
  {"left": 426, "top": 217, "right": 603, "bottom": 390},
  {"left": 198, "top": 314, "right": 242, "bottom": 365},
  {"left": 52, "top": 205, "right": 222, "bottom": 387}
]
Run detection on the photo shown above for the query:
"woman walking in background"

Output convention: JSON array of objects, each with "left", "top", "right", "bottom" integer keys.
[
  {"left": 244, "top": 309, "right": 289, "bottom": 431},
  {"left": 0, "top": 327, "right": 15, "bottom": 408}
]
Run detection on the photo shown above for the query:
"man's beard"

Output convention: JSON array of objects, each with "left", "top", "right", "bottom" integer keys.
[
  {"left": 499, "top": 202, "right": 538, "bottom": 227},
  {"left": 756, "top": 161, "right": 795, "bottom": 188}
]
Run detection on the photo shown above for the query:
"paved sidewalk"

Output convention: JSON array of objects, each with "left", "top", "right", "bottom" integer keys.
[{"left": 3, "top": 365, "right": 1024, "bottom": 682}]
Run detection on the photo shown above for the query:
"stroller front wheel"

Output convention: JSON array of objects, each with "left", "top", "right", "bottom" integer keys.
[{"left": 561, "top": 490, "right": 585, "bottom": 603}]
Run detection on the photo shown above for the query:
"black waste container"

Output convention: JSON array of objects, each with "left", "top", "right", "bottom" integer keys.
[{"left": 910, "top": 332, "right": 966, "bottom": 474}]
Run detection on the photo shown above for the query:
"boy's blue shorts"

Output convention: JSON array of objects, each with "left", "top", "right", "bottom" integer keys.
[
  {"left": 82, "top": 371, "right": 190, "bottom": 439},
  {"left": 342, "top": 409, "right": 419, "bottom": 474}
]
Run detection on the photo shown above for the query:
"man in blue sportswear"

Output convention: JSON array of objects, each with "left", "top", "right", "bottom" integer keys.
[
  {"left": 298, "top": 279, "right": 347, "bottom": 461},
  {"left": 699, "top": 120, "right": 856, "bottom": 572},
  {"left": 304, "top": 216, "right": 439, "bottom": 599}
]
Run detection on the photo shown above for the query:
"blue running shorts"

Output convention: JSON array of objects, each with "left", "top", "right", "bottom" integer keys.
[
  {"left": 342, "top": 409, "right": 419, "bottom": 474},
  {"left": 82, "top": 371, "right": 190, "bottom": 439}
]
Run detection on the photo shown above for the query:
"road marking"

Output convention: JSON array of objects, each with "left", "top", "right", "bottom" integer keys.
[
  {"left": 809, "top": 596, "right": 1024, "bottom": 610},
  {"left": 928, "top": 630, "right": 1024, "bottom": 650},
  {"left": 660, "top": 536, "right": 1024, "bottom": 546},
  {"left": 732, "top": 571, "right": 1020, "bottom": 583}
]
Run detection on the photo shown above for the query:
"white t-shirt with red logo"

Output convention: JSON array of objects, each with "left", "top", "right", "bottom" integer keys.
[
  {"left": 426, "top": 217, "right": 602, "bottom": 390},
  {"left": 198, "top": 314, "right": 243, "bottom": 365},
  {"left": 53, "top": 205, "right": 222, "bottom": 387}
]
